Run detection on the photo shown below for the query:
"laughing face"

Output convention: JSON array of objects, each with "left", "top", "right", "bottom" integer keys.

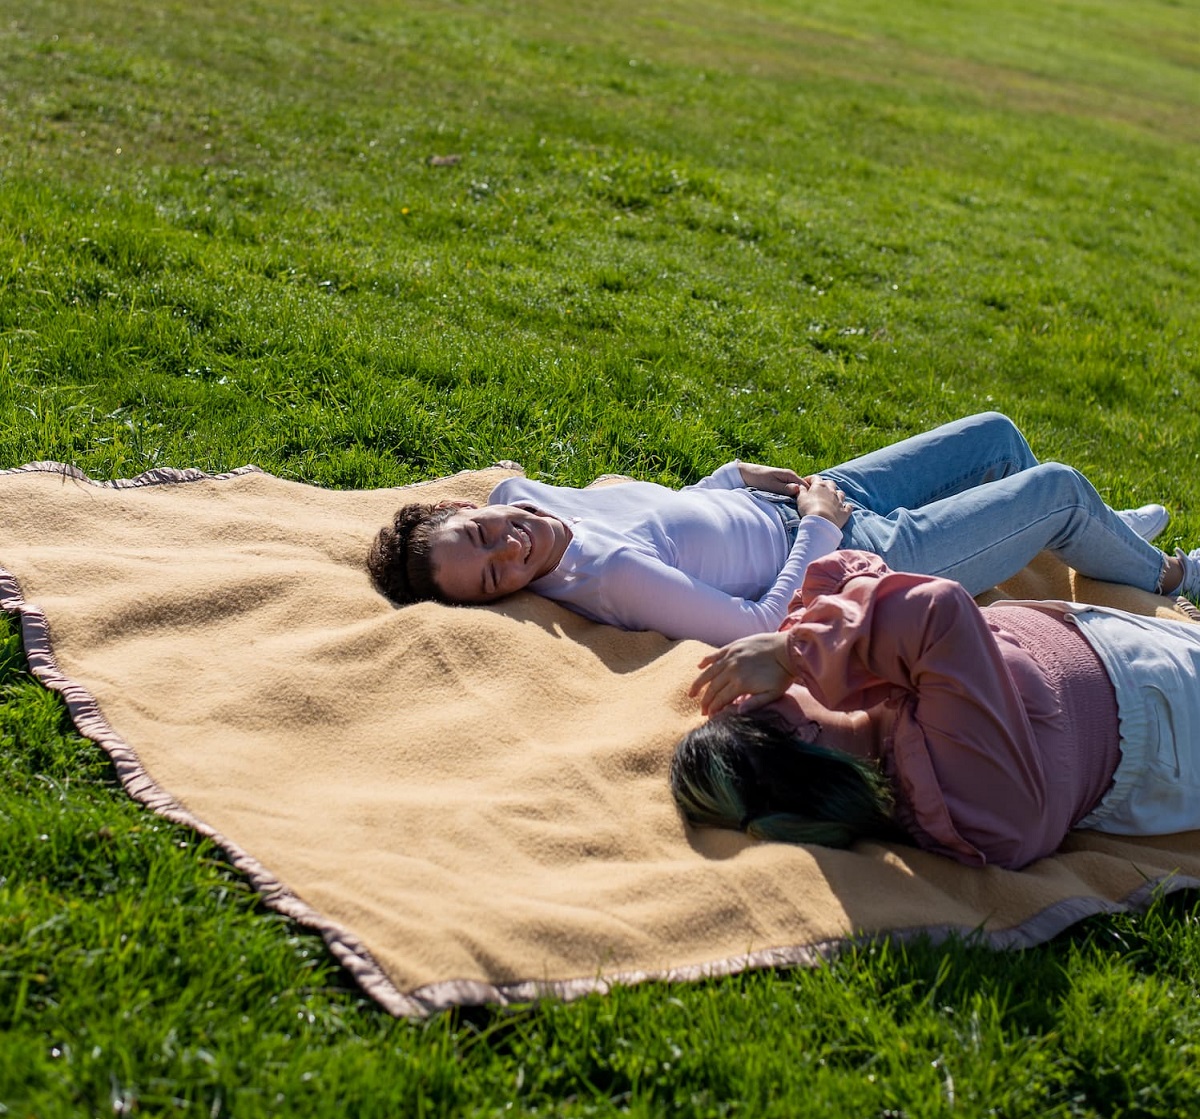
[{"left": 427, "top": 502, "right": 572, "bottom": 603}]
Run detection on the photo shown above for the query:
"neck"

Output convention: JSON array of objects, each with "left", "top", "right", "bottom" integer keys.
[{"left": 538, "top": 518, "right": 572, "bottom": 578}]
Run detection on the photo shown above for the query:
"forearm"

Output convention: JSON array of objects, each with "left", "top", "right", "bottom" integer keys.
[{"left": 603, "top": 517, "right": 843, "bottom": 645}]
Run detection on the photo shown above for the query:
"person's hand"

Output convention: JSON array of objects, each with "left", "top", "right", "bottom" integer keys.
[
  {"left": 796, "top": 476, "right": 853, "bottom": 529},
  {"left": 737, "top": 462, "right": 805, "bottom": 496},
  {"left": 689, "top": 632, "right": 794, "bottom": 716}
]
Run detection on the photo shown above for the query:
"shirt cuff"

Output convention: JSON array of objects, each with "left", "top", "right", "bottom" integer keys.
[
  {"left": 795, "top": 514, "right": 845, "bottom": 552},
  {"left": 713, "top": 460, "right": 746, "bottom": 489}
]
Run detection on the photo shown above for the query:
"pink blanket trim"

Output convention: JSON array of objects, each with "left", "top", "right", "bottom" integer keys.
[{"left": 2, "top": 460, "right": 1198, "bottom": 1017}]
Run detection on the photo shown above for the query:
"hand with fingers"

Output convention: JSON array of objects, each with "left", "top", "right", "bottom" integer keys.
[
  {"left": 736, "top": 462, "right": 806, "bottom": 496},
  {"left": 688, "top": 631, "right": 795, "bottom": 716},
  {"left": 796, "top": 476, "right": 853, "bottom": 529}
]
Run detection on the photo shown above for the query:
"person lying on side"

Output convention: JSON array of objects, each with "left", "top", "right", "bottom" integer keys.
[
  {"left": 368, "top": 411, "right": 1196, "bottom": 646},
  {"left": 676, "top": 550, "right": 1200, "bottom": 870}
]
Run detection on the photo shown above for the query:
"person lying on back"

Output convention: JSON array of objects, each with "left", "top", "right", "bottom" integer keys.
[{"left": 367, "top": 412, "right": 1196, "bottom": 646}]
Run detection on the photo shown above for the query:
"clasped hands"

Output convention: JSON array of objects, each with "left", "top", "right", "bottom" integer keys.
[{"left": 736, "top": 462, "right": 853, "bottom": 529}]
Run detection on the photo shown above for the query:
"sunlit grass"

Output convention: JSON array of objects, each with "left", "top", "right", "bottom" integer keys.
[{"left": 3, "top": 0, "right": 1200, "bottom": 1113}]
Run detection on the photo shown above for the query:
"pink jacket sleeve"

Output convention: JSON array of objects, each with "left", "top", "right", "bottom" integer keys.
[{"left": 780, "top": 551, "right": 1050, "bottom": 868}]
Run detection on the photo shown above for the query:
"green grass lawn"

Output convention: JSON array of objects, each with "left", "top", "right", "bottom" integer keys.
[{"left": 3, "top": 0, "right": 1200, "bottom": 1113}]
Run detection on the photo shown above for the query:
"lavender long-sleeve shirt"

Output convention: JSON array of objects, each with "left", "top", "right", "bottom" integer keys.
[{"left": 490, "top": 463, "right": 843, "bottom": 645}]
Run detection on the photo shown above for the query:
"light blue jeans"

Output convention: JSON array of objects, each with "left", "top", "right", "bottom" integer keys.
[
  {"left": 1066, "top": 605, "right": 1200, "bottom": 836},
  {"left": 820, "top": 412, "right": 1167, "bottom": 596}
]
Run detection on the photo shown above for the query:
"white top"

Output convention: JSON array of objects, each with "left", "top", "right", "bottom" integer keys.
[{"left": 489, "top": 462, "right": 844, "bottom": 645}]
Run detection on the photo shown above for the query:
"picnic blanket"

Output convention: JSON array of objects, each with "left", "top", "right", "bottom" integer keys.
[{"left": 3, "top": 460, "right": 1199, "bottom": 1018}]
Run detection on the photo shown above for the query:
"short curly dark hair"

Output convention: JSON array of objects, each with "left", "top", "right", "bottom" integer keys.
[{"left": 366, "top": 502, "right": 458, "bottom": 605}]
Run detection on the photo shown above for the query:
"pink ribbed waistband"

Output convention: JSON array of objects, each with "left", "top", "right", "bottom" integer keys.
[{"left": 985, "top": 604, "right": 1121, "bottom": 821}]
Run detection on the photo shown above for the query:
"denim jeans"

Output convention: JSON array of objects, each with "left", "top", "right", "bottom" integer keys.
[
  {"left": 819, "top": 412, "right": 1166, "bottom": 596},
  {"left": 1065, "top": 605, "right": 1200, "bottom": 835},
  {"left": 749, "top": 488, "right": 802, "bottom": 548}
]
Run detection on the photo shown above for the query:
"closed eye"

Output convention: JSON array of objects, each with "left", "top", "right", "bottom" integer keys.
[{"left": 468, "top": 524, "right": 488, "bottom": 596}]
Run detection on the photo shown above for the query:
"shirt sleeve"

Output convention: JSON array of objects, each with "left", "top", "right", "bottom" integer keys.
[
  {"left": 682, "top": 461, "right": 746, "bottom": 492},
  {"left": 780, "top": 551, "right": 1050, "bottom": 869},
  {"left": 597, "top": 515, "right": 844, "bottom": 645}
]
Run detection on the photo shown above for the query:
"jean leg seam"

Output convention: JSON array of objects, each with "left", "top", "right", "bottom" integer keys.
[{"left": 878, "top": 502, "right": 1159, "bottom": 588}]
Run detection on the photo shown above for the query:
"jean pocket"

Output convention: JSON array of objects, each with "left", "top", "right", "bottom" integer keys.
[{"left": 1147, "top": 691, "right": 1185, "bottom": 781}]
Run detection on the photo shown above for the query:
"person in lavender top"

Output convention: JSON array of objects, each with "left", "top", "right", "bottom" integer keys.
[{"left": 368, "top": 412, "right": 1198, "bottom": 647}]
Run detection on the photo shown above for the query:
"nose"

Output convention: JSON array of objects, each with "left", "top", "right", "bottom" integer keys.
[{"left": 492, "top": 532, "right": 523, "bottom": 561}]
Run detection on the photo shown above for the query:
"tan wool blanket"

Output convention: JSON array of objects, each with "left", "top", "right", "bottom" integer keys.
[{"left": 3, "top": 461, "right": 1200, "bottom": 1018}]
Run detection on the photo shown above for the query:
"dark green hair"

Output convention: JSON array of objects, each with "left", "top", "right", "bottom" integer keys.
[{"left": 670, "top": 713, "right": 898, "bottom": 849}]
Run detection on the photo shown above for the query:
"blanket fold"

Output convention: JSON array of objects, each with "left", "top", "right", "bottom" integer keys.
[{"left": 3, "top": 461, "right": 1198, "bottom": 1018}]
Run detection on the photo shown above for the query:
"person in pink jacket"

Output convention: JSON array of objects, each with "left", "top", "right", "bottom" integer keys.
[{"left": 676, "top": 551, "right": 1200, "bottom": 870}]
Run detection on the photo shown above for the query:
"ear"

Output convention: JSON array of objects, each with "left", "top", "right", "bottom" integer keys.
[{"left": 434, "top": 499, "right": 477, "bottom": 511}]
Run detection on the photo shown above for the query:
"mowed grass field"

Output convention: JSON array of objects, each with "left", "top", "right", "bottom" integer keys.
[{"left": 3, "top": 0, "right": 1200, "bottom": 1114}]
